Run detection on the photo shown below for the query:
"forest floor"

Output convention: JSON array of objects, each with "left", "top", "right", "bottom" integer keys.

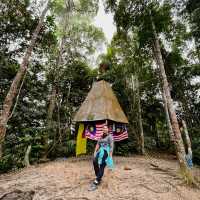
[{"left": 0, "top": 154, "right": 200, "bottom": 200}]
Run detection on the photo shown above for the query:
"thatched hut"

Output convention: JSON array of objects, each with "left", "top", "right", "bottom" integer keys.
[
  {"left": 73, "top": 80, "right": 128, "bottom": 124},
  {"left": 74, "top": 80, "right": 128, "bottom": 155}
]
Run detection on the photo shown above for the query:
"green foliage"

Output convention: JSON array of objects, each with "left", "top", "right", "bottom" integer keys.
[
  {"left": 50, "top": 0, "right": 67, "bottom": 14},
  {"left": 106, "top": 0, "right": 172, "bottom": 48},
  {"left": 86, "top": 140, "right": 96, "bottom": 154},
  {"left": 104, "top": 0, "right": 200, "bottom": 164},
  {"left": 78, "top": 0, "right": 99, "bottom": 15},
  {"left": 185, "top": 0, "right": 200, "bottom": 50},
  {"left": 114, "top": 139, "right": 137, "bottom": 156},
  {"left": 1, "top": 0, "right": 200, "bottom": 173}
]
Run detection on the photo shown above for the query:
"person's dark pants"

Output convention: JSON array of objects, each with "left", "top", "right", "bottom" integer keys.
[{"left": 93, "top": 150, "right": 108, "bottom": 184}]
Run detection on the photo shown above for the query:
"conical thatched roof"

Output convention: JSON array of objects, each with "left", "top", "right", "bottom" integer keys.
[{"left": 73, "top": 80, "right": 128, "bottom": 123}]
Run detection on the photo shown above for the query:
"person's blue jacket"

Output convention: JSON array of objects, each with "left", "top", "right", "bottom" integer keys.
[{"left": 97, "top": 145, "right": 114, "bottom": 169}]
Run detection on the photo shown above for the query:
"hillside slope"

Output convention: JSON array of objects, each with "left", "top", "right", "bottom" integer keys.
[{"left": 0, "top": 156, "right": 199, "bottom": 200}]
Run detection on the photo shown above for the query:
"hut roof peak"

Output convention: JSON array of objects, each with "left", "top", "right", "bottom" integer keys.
[{"left": 73, "top": 80, "right": 128, "bottom": 123}]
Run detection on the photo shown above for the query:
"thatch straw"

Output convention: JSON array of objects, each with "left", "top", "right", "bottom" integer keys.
[{"left": 73, "top": 80, "right": 128, "bottom": 123}]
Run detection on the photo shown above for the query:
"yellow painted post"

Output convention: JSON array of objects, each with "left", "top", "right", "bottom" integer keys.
[{"left": 76, "top": 123, "right": 87, "bottom": 156}]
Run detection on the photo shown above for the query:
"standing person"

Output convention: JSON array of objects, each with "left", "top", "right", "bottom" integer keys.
[{"left": 90, "top": 124, "right": 114, "bottom": 190}]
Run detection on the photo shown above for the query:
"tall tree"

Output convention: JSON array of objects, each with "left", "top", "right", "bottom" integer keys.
[
  {"left": 132, "top": 74, "right": 145, "bottom": 154},
  {"left": 43, "top": 0, "right": 104, "bottom": 157},
  {"left": 98, "top": 32, "right": 150, "bottom": 154},
  {"left": 151, "top": 17, "right": 192, "bottom": 179},
  {"left": 105, "top": 0, "right": 195, "bottom": 182},
  {"left": 43, "top": 0, "right": 73, "bottom": 158},
  {"left": 0, "top": 0, "right": 50, "bottom": 157}
]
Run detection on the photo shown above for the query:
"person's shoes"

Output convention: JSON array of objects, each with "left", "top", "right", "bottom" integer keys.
[
  {"left": 88, "top": 183, "right": 97, "bottom": 191},
  {"left": 93, "top": 179, "right": 99, "bottom": 185}
]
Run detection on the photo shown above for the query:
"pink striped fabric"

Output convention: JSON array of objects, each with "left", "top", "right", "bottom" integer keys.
[
  {"left": 85, "top": 122, "right": 105, "bottom": 140},
  {"left": 111, "top": 125, "right": 128, "bottom": 141},
  {"left": 113, "top": 131, "right": 128, "bottom": 141},
  {"left": 84, "top": 122, "right": 128, "bottom": 141}
]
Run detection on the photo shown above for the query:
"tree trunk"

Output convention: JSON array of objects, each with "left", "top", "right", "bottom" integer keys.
[
  {"left": 161, "top": 87, "right": 175, "bottom": 143},
  {"left": 131, "top": 75, "right": 145, "bottom": 154},
  {"left": 43, "top": 86, "right": 57, "bottom": 158},
  {"left": 182, "top": 119, "right": 192, "bottom": 155},
  {"left": 24, "top": 145, "right": 32, "bottom": 167},
  {"left": 155, "top": 122, "right": 160, "bottom": 148},
  {"left": 0, "top": 2, "right": 49, "bottom": 157},
  {"left": 0, "top": 143, "right": 2, "bottom": 158},
  {"left": 136, "top": 76, "right": 145, "bottom": 154},
  {"left": 155, "top": 119, "right": 160, "bottom": 148},
  {"left": 47, "top": 86, "right": 57, "bottom": 129},
  {"left": 57, "top": 95, "right": 62, "bottom": 144},
  {"left": 152, "top": 27, "right": 175, "bottom": 145},
  {"left": 151, "top": 19, "right": 194, "bottom": 182},
  {"left": 44, "top": 5, "right": 70, "bottom": 157}
]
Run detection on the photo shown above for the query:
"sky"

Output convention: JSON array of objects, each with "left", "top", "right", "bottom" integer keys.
[
  {"left": 93, "top": 1, "right": 116, "bottom": 53},
  {"left": 93, "top": 1, "right": 116, "bottom": 43},
  {"left": 90, "top": 1, "right": 116, "bottom": 66}
]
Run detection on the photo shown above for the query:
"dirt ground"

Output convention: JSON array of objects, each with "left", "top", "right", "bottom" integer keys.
[{"left": 0, "top": 155, "right": 199, "bottom": 200}]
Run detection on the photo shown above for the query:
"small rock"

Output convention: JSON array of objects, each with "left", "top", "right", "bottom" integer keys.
[{"left": 124, "top": 166, "right": 132, "bottom": 170}]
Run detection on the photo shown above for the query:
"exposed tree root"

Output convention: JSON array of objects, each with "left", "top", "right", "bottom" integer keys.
[
  {"left": 135, "top": 183, "right": 170, "bottom": 194},
  {"left": 179, "top": 168, "right": 200, "bottom": 188},
  {"left": 0, "top": 189, "right": 35, "bottom": 200},
  {"left": 149, "top": 163, "right": 178, "bottom": 178},
  {"left": 164, "top": 180, "right": 187, "bottom": 200}
]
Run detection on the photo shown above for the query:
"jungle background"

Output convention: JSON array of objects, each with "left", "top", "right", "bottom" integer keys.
[{"left": 0, "top": 0, "right": 200, "bottom": 173}]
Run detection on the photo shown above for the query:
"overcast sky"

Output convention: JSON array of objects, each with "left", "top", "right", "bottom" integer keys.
[
  {"left": 93, "top": 1, "right": 116, "bottom": 43},
  {"left": 91, "top": 1, "right": 116, "bottom": 66},
  {"left": 93, "top": 1, "right": 116, "bottom": 53}
]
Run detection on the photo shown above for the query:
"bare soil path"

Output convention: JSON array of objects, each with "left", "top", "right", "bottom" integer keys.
[{"left": 0, "top": 155, "right": 199, "bottom": 200}]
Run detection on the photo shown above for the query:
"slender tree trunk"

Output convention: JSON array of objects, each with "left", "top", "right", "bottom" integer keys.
[
  {"left": 47, "top": 86, "right": 57, "bottom": 129},
  {"left": 43, "top": 86, "right": 57, "bottom": 158},
  {"left": 0, "top": 2, "right": 49, "bottom": 157},
  {"left": 24, "top": 145, "right": 32, "bottom": 167},
  {"left": 0, "top": 143, "right": 2, "bottom": 158},
  {"left": 161, "top": 88, "right": 175, "bottom": 142},
  {"left": 64, "top": 81, "right": 72, "bottom": 132},
  {"left": 57, "top": 95, "right": 62, "bottom": 144},
  {"left": 152, "top": 29, "right": 175, "bottom": 144},
  {"left": 138, "top": 97, "right": 145, "bottom": 154},
  {"left": 155, "top": 119, "right": 160, "bottom": 148},
  {"left": 43, "top": 34, "right": 66, "bottom": 156},
  {"left": 44, "top": 3, "right": 70, "bottom": 157},
  {"left": 136, "top": 76, "right": 145, "bottom": 154},
  {"left": 182, "top": 119, "right": 192, "bottom": 155},
  {"left": 155, "top": 122, "right": 160, "bottom": 148},
  {"left": 151, "top": 19, "right": 194, "bottom": 181},
  {"left": 131, "top": 75, "right": 145, "bottom": 154}
]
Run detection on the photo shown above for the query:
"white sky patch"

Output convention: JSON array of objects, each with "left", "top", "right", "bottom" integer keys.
[
  {"left": 93, "top": 1, "right": 116, "bottom": 44},
  {"left": 94, "top": 1, "right": 116, "bottom": 52},
  {"left": 91, "top": 0, "right": 116, "bottom": 66}
]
